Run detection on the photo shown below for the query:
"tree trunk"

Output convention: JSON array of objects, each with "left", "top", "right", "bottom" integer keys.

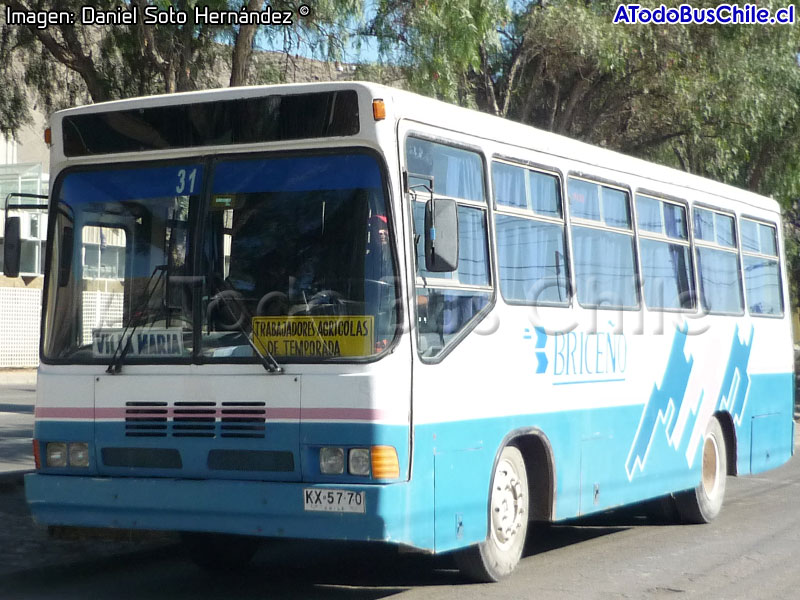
[{"left": 230, "top": 0, "right": 264, "bottom": 87}]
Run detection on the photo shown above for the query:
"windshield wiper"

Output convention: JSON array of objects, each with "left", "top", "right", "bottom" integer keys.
[
  {"left": 106, "top": 264, "right": 167, "bottom": 374},
  {"left": 107, "top": 266, "right": 284, "bottom": 374},
  {"left": 211, "top": 283, "right": 284, "bottom": 374}
]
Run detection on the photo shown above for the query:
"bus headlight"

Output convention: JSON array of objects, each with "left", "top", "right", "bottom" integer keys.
[
  {"left": 45, "top": 442, "right": 68, "bottom": 467},
  {"left": 45, "top": 442, "right": 90, "bottom": 468},
  {"left": 320, "top": 447, "right": 345, "bottom": 474},
  {"left": 348, "top": 448, "right": 371, "bottom": 476},
  {"left": 68, "top": 442, "right": 90, "bottom": 467},
  {"left": 318, "top": 446, "right": 400, "bottom": 478}
]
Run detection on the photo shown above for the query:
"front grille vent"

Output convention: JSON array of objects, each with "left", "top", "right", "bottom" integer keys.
[
  {"left": 173, "top": 402, "right": 216, "bottom": 438},
  {"left": 124, "top": 401, "right": 267, "bottom": 439},
  {"left": 125, "top": 402, "right": 168, "bottom": 437},
  {"left": 221, "top": 402, "right": 267, "bottom": 439}
]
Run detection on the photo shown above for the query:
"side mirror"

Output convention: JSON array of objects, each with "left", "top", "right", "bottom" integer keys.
[
  {"left": 3, "top": 216, "right": 21, "bottom": 277},
  {"left": 424, "top": 198, "right": 458, "bottom": 272},
  {"left": 58, "top": 226, "right": 74, "bottom": 287}
]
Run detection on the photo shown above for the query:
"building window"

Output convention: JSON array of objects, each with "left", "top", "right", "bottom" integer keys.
[
  {"left": 82, "top": 226, "right": 127, "bottom": 280},
  {"left": 0, "top": 162, "right": 49, "bottom": 276}
]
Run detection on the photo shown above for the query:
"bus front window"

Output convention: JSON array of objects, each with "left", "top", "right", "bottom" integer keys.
[
  {"left": 42, "top": 153, "right": 398, "bottom": 365},
  {"left": 44, "top": 164, "right": 202, "bottom": 363},
  {"left": 200, "top": 152, "right": 398, "bottom": 362}
]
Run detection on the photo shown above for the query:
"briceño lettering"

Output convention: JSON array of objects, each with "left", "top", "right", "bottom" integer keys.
[{"left": 552, "top": 331, "right": 627, "bottom": 377}]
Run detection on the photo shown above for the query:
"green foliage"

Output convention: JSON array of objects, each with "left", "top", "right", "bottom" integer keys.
[
  {"left": 371, "top": 0, "right": 508, "bottom": 104},
  {"left": 0, "top": 0, "right": 363, "bottom": 128},
  {"left": 223, "top": 0, "right": 364, "bottom": 85},
  {"left": 270, "top": 0, "right": 362, "bottom": 63},
  {"left": 1, "top": 0, "right": 227, "bottom": 113},
  {"left": 0, "top": 24, "right": 28, "bottom": 137},
  {"left": 783, "top": 221, "right": 800, "bottom": 316}
]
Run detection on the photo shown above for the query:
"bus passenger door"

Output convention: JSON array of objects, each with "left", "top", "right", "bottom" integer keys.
[{"left": 399, "top": 120, "right": 498, "bottom": 552}]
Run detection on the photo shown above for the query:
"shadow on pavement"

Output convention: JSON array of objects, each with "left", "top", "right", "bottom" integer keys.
[{"left": 0, "top": 491, "right": 684, "bottom": 599}]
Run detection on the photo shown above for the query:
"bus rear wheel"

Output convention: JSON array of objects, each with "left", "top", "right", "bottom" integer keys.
[
  {"left": 675, "top": 416, "right": 727, "bottom": 524},
  {"left": 455, "top": 445, "right": 529, "bottom": 582}
]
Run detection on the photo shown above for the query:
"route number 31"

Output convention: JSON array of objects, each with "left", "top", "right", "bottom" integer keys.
[{"left": 176, "top": 168, "right": 197, "bottom": 194}]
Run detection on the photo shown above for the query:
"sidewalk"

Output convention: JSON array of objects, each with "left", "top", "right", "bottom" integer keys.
[
  {"left": 0, "top": 368, "right": 37, "bottom": 386},
  {"left": 0, "top": 372, "right": 37, "bottom": 483}
]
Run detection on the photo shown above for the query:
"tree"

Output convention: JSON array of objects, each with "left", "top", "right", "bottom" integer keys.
[
  {"left": 0, "top": 0, "right": 226, "bottom": 122},
  {"left": 0, "top": 19, "right": 28, "bottom": 138},
  {"left": 0, "top": 0, "right": 364, "bottom": 134},
  {"left": 369, "top": 0, "right": 509, "bottom": 106}
]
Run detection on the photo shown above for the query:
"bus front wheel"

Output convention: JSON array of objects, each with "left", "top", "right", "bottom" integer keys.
[
  {"left": 455, "top": 445, "right": 529, "bottom": 582},
  {"left": 675, "top": 416, "right": 727, "bottom": 524}
]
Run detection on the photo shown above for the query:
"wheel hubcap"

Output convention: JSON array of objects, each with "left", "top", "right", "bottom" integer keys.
[
  {"left": 490, "top": 458, "right": 525, "bottom": 549},
  {"left": 701, "top": 434, "right": 720, "bottom": 498}
]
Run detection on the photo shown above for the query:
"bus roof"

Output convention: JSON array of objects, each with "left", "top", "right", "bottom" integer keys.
[{"left": 51, "top": 81, "right": 779, "bottom": 214}]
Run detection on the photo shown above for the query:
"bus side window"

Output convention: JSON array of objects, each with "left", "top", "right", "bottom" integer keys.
[
  {"left": 636, "top": 195, "right": 695, "bottom": 311},
  {"left": 740, "top": 218, "right": 783, "bottom": 316},
  {"left": 693, "top": 207, "right": 743, "bottom": 315},
  {"left": 493, "top": 161, "right": 568, "bottom": 306},
  {"left": 568, "top": 178, "right": 638, "bottom": 309}
]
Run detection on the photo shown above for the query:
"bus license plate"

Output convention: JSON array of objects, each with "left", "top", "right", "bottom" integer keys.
[{"left": 303, "top": 488, "right": 365, "bottom": 513}]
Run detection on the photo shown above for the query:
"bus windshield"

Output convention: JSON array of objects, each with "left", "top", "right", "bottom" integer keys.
[{"left": 43, "top": 151, "right": 399, "bottom": 364}]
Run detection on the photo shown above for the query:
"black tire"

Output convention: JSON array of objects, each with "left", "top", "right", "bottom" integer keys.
[
  {"left": 181, "top": 532, "right": 260, "bottom": 571},
  {"left": 675, "top": 416, "right": 727, "bottom": 524},
  {"left": 455, "top": 445, "right": 529, "bottom": 582}
]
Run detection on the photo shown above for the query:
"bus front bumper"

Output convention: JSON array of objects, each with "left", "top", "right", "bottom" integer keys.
[{"left": 24, "top": 473, "right": 431, "bottom": 550}]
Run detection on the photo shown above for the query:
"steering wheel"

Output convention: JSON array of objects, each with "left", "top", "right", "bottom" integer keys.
[
  {"left": 256, "top": 291, "right": 290, "bottom": 316},
  {"left": 288, "top": 290, "right": 345, "bottom": 315},
  {"left": 208, "top": 288, "right": 249, "bottom": 331},
  {"left": 307, "top": 290, "right": 344, "bottom": 306}
]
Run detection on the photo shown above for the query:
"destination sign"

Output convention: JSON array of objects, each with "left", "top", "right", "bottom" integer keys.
[
  {"left": 252, "top": 316, "right": 375, "bottom": 358},
  {"left": 92, "top": 328, "right": 185, "bottom": 358}
]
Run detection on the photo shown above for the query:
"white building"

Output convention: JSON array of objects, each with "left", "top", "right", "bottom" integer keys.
[{"left": 0, "top": 111, "right": 50, "bottom": 367}]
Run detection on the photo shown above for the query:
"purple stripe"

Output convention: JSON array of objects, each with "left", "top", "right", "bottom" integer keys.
[{"left": 36, "top": 407, "right": 94, "bottom": 419}]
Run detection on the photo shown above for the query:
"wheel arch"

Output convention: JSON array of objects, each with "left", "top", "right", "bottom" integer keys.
[
  {"left": 493, "top": 428, "right": 557, "bottom": 522},
  {"left": 713, "top": 410, "right": 738, "bottom": 476}
]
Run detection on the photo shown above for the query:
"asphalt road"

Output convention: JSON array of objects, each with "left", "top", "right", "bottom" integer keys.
[
  {"left": 0, "top": 382, "right": 798, "bottom": 599},
  {"left": 0, "top": 383, "right": 35, "bottom": 472},
  {"left": 2, "top": 458, "right": 799, "bottom": 599}
]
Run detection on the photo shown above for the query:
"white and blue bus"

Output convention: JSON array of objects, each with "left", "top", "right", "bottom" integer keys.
[{"left": 7, "top": 82, "right": 793, "bottom": 581}]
